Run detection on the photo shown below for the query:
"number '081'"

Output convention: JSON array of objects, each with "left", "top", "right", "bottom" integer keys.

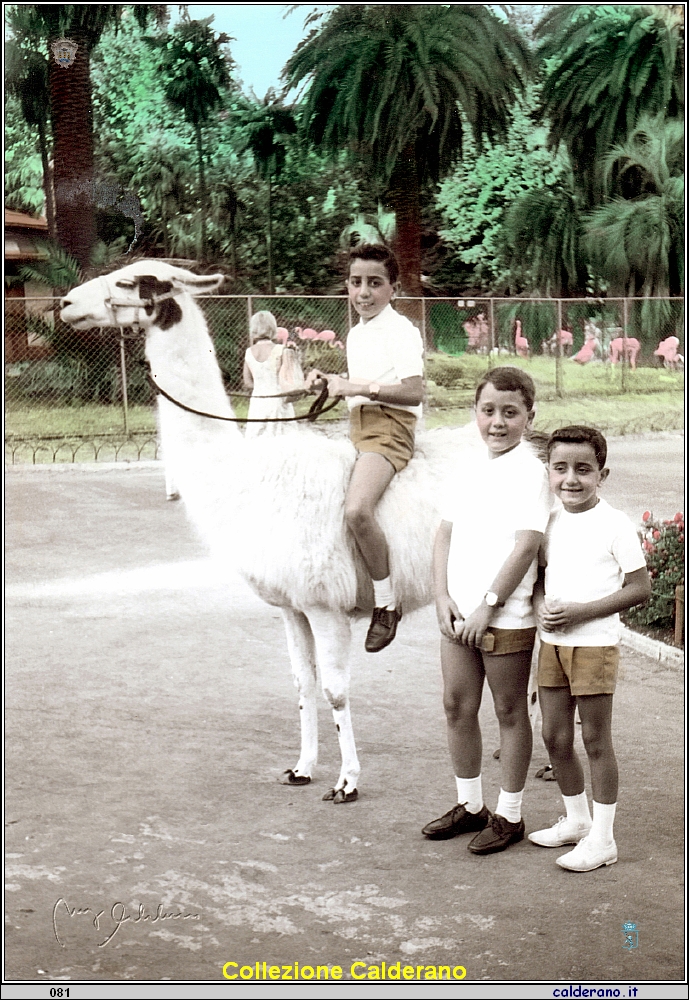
[{"left": 50, "top": 990, "right": 69, "bottom": 998}]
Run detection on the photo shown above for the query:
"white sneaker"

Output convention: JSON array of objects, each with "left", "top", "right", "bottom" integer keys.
[
  {"left": 528, "top": 816, "right": 592, "bottom": 848},
  {"left": 556, "top": 835, "right": 618, "bottom": 871}
]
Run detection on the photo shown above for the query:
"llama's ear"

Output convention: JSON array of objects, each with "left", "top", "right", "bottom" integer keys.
[{"left": 175, "top": 273, "right": 225, "bottom": 296}]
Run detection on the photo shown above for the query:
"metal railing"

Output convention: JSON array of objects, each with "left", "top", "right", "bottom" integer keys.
[{"left": 5, "top": 292, "right": 684, "bottom": 463}]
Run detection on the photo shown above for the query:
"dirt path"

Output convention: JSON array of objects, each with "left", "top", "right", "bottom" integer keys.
[{"left": 5, "top": 435, "right": 684, "bottom": 984}]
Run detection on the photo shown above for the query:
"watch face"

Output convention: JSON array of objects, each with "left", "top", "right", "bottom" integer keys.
[{"left": 485, "top": 592, "right": 498, "bottom": 606}]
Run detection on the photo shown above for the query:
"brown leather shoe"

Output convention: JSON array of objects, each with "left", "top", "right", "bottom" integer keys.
[
  {"left": 365, "top": 606, "right": 402, "bottom": 653},
  {"left": 422, "top": 803, "right": 490, "bottom": 840},
  {"left": 468, "top": 813, "right": 524, "bottom": 854}
]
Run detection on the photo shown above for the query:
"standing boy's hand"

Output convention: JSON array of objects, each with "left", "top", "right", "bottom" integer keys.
[
  {"left": 454, "top": 602, "right": 493, "bottom": 649},
  {"left": 436, "top": 593, "right": 462, "bottom": 642},
  {"left": 540, "top": 600, "right": 586, "bottom": 630}
]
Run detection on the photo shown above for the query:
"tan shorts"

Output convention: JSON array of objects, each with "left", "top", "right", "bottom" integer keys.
[
  {"left": 349, "top": 404, "right": 416, "bottom": 473},
  {"left": 483, "top": 626, "right": 536, "bottom": 655},
  {"left": 538, "top": 643, "right": 620, "bottom": 696}
]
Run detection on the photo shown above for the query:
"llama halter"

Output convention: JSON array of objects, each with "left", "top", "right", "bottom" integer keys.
[{"left": 100, "top": 274, "right": 181, "bottom": 335}]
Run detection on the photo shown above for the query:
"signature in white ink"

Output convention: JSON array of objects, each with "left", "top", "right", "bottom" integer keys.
[{"left": 52, "top": 898, "right": 200, "bottom": 948}]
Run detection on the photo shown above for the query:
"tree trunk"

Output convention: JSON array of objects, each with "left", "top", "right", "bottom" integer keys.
[
  {"left": 48, "top": 31, "right": 96, "bottom": 269},
  {"left": 267, "top": 173, "right": 274, "bottom": 295},
  {"left": 386, "top": 143, "right": 423, "bottom": 296},
  {"left": 36, "top": 118, "right": 55, "bottom": 239},
  {"left": 195, "top": 121, "right": 207, "bottom": 261}
]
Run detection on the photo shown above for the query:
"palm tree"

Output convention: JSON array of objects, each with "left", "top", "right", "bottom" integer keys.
[
  {"left": 149, "top": 15, "right": 232, "bottom": 259},
  {"left": 238, "top": 97, "right": 297, "bottom": 293},
  {"left": 586, "top": 116, "right": 684, "bottom": 298},
  {"left": 536, "top": 4, "right": 684, "bottom": 208},
  {"left": 284, "top": 4, "right": 530, "bottom": 295},
  {"left": 6, "top": 5, "right": 166, "bottom": 268},
  {"left": 500, "top": 183, "right": 588, "bottom": 297}
]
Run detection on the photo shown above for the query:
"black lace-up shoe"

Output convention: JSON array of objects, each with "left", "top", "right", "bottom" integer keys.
[
  {"left": 365, "top": 607, "right": 402, "bottom": 653},
  {"left": 422, "top": 803, "right": 490, "bottom": 840},
  {"left": 468, "top": 813, "right": 525, "bottom": 854}
]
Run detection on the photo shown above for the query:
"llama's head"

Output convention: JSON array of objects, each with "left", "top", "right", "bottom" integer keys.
[{"left": 60, "top": 260, "right": 224, "bottom": 332}]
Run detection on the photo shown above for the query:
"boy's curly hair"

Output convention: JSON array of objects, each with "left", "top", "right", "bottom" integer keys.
[
  {"left": 547, "top": 425, "right": 608, "bottom": 470},
  {"left": 346, "top": 243, "right": 399, "bottom": 285},
  {"left": 474, "top": 366, "right": 536, "bottom": 412}
]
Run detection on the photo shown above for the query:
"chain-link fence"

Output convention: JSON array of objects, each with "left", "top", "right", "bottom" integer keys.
[{"left": 5, "top": 292, "right": 684, "bottom": 463}]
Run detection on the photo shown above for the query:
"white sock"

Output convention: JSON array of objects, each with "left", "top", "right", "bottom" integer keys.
[
  {"left": 495, "top": 788, "right": 523, "bottom": 824},
  {"left": 455, "top": 775, "right": 483, "bottom": 814},
  {"left": 562, "top": 791, "right": 592, "bottom": 827},
  {"left": 590, "top": 800, "right": 616, "bottom": 845},
  {"left": 373, "top": 576, "right": 395, "bottom": 609}
]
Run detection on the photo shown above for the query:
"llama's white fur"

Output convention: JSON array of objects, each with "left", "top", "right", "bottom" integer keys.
[{"left": 61, "top": 261, "right": 496, "bottom": 797}]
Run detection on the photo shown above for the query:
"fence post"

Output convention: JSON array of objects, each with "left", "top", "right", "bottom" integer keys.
[
  {"left": 247, "top": 295, "right": 253, "bottom": 337},
  {"left": 675, "top": 585, "right": 684, "bottom": 647},
  {"left": 420, "top": 297, "right": 427, "bottom": 354},
  {"left": 556, "top": 298, "right": 563, "bottom": 398},
  {"left": 119, "top": 330, "right": 129, "bottom": 436},
  {"left": 347, "top": 296, "right": 353, "bottom": 332},
  {"left": 621, "top": 297, "right": 628, "bottom": 393}
]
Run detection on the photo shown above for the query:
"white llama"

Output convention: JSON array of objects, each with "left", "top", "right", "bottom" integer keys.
[{"left": 61, "top": 260, "right": 494, "bottom": 802}]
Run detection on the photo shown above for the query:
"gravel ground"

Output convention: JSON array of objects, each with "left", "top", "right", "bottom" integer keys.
[{"left": 4, "top": 432, "right": 684, "bottom": 984}]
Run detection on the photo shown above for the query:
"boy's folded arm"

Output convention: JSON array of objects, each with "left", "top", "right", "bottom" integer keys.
[{"left": 544, "top": 567, "right": 652, "bottom": 627}]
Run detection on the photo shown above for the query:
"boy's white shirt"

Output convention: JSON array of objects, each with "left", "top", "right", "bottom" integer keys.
[
  {"left": 346, "top": 304, "right": 424, "bottom": 416},
  {"left": 441, "top": 442, "right": 552, "bottom": 629},
  {"left": 540, "top": 498, "right": 646, "bottom": 646}
]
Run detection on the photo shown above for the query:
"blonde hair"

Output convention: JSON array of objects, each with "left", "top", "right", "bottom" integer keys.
[{"left": 249, "top": 310, "right": 278, "bottom": 343}]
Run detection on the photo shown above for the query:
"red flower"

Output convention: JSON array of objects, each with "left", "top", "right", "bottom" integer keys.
[
  {"left": 674, "top": 512, "right": 683, "bottom": 523},
  {"left": 653, "top": 530, "right": 661, "bottom": 540},
  {"left": 642, "top": 511, "right": 651, "bottom": 522}
]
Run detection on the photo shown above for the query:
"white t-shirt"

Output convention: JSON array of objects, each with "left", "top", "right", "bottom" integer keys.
[
  {"left": 540, "top": 498, "right": 646, "bottom": 647},
  {"left": 441, "top": 442, "right": 552, "bottom": 629},
  {"left": 346, "top": 304, "right": 424, "bottom": 417}
]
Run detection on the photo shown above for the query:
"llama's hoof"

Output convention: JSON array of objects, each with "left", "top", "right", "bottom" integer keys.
[
  {"left": 493, "top": 748, "right": 501, "bottom": 759},
  {"left": 166, "top": 492, "right": 181, "bottom": 501},
  {"left": 278, "top": 769, "right": 311, "bottom": 786},
  {"left": 322, "top": 787, "right": 358, "bottom": 804},
  {"left": 535, "top": 764, "right": 554, "bottom": 780}
]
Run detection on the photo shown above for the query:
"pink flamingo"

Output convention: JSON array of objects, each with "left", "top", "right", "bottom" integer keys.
[
  {"left": 654, "top": 335, "right": 680, "bottom": 368},
  {"left": 300, "top": 327, "right": 318, "bottom": 341},
  {"left": 610, "top": 337, "right": 640, "bottom": 369},
  {"left": 314, "top": 329, "right": 336, "bottom": 342},
  {"left": 515, "top": 319, "right": 529, "bottom": 358},
  {"left": 275, "top": 326, "right": 289, "bottom": 344}
]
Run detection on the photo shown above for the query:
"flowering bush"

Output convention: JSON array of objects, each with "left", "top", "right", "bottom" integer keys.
[{"left": 625, "top": 511, "right": 685, "bottom": 629}]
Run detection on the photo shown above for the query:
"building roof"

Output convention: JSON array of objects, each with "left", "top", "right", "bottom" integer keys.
[{"left": 5, "top": 209, "right": 49, "bottom": 231}]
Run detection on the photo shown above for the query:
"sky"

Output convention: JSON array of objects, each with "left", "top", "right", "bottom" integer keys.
[{"left": 178, "top": 4, "right": 327, "bottom": 99}]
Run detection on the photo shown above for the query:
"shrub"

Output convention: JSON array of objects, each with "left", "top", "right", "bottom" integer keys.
[{"left": 626, "top": 511, "right": 684, "bottom": 629}]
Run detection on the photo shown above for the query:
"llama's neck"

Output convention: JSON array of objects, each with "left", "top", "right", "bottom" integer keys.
[{"left": 145, "top": 293, "right": 241, "bottom": 438}]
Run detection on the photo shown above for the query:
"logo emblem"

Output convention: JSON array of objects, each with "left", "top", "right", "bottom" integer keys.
[
  {"left": 51, "top": 38, "right": 79, "bottom": 68},
  {"left": 622, "top": 921, "right": 638, "bottom": 950}
]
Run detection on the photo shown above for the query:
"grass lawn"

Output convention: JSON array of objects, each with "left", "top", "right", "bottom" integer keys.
[
  {"left": 425, "top": 392, "right": 685, "bottom": 436},
  {"left": 5, "top": 358, "right": 684, "bottom": 463}
]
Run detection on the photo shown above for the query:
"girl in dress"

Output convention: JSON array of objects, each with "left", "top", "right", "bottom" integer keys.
[{"left": 243, "top": 311, "right": 301, "bottom": 439}]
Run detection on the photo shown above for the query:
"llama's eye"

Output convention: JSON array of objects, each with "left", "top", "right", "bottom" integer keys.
[{"left": 115, "top": 280, "right": 136, "bottom": 289}]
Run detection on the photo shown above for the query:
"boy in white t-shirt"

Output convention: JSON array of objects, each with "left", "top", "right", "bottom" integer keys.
[
  {"left": 307, "top": 244, "right": 424, "bottom": 653},
  {"left": 423, "top": 367, "right": 552, "bottom": 855},
  {"left": 529, "top": 426, "right": 651, "bottom": 871}
]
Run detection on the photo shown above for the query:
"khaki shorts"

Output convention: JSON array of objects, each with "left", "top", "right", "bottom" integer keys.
[
  {"left": 349, "top": 404, "right": 416, "bottom": 473},
  {"left": 538, "top": 643, "right": 620, "bottom": 696},
  {"left": 483, "top": 626, "right": 536, "bottom": 655}
]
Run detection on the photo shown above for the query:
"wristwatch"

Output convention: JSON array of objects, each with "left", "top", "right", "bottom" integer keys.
[
  {"left": 368, "top": 382, "right": 381, "bottom": 401},
  {"left": 484, "top": 591, "right": 504, "bottom": 608}
]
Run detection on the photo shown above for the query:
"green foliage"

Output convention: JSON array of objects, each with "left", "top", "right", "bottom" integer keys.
[
  {"left": 586, "top": 116, "right": 684, "bottom": 297},
  {"left": 4, "top": 94, "right": 46, "bottom": 215},
  {"left": 147, "top": 16, "right": 233, "bottom": 127},
  {"left": 536, "top": 4, "right": 684, "bottom": 206},
  {"left": 626, "top": 512, "right": 684, "bottom": 629},
  {"left": 286, "top": 4, "right": 530, "bottom": 189},
  {"left": 437, "top": 88, "right": 569, "bottom": 292}
]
